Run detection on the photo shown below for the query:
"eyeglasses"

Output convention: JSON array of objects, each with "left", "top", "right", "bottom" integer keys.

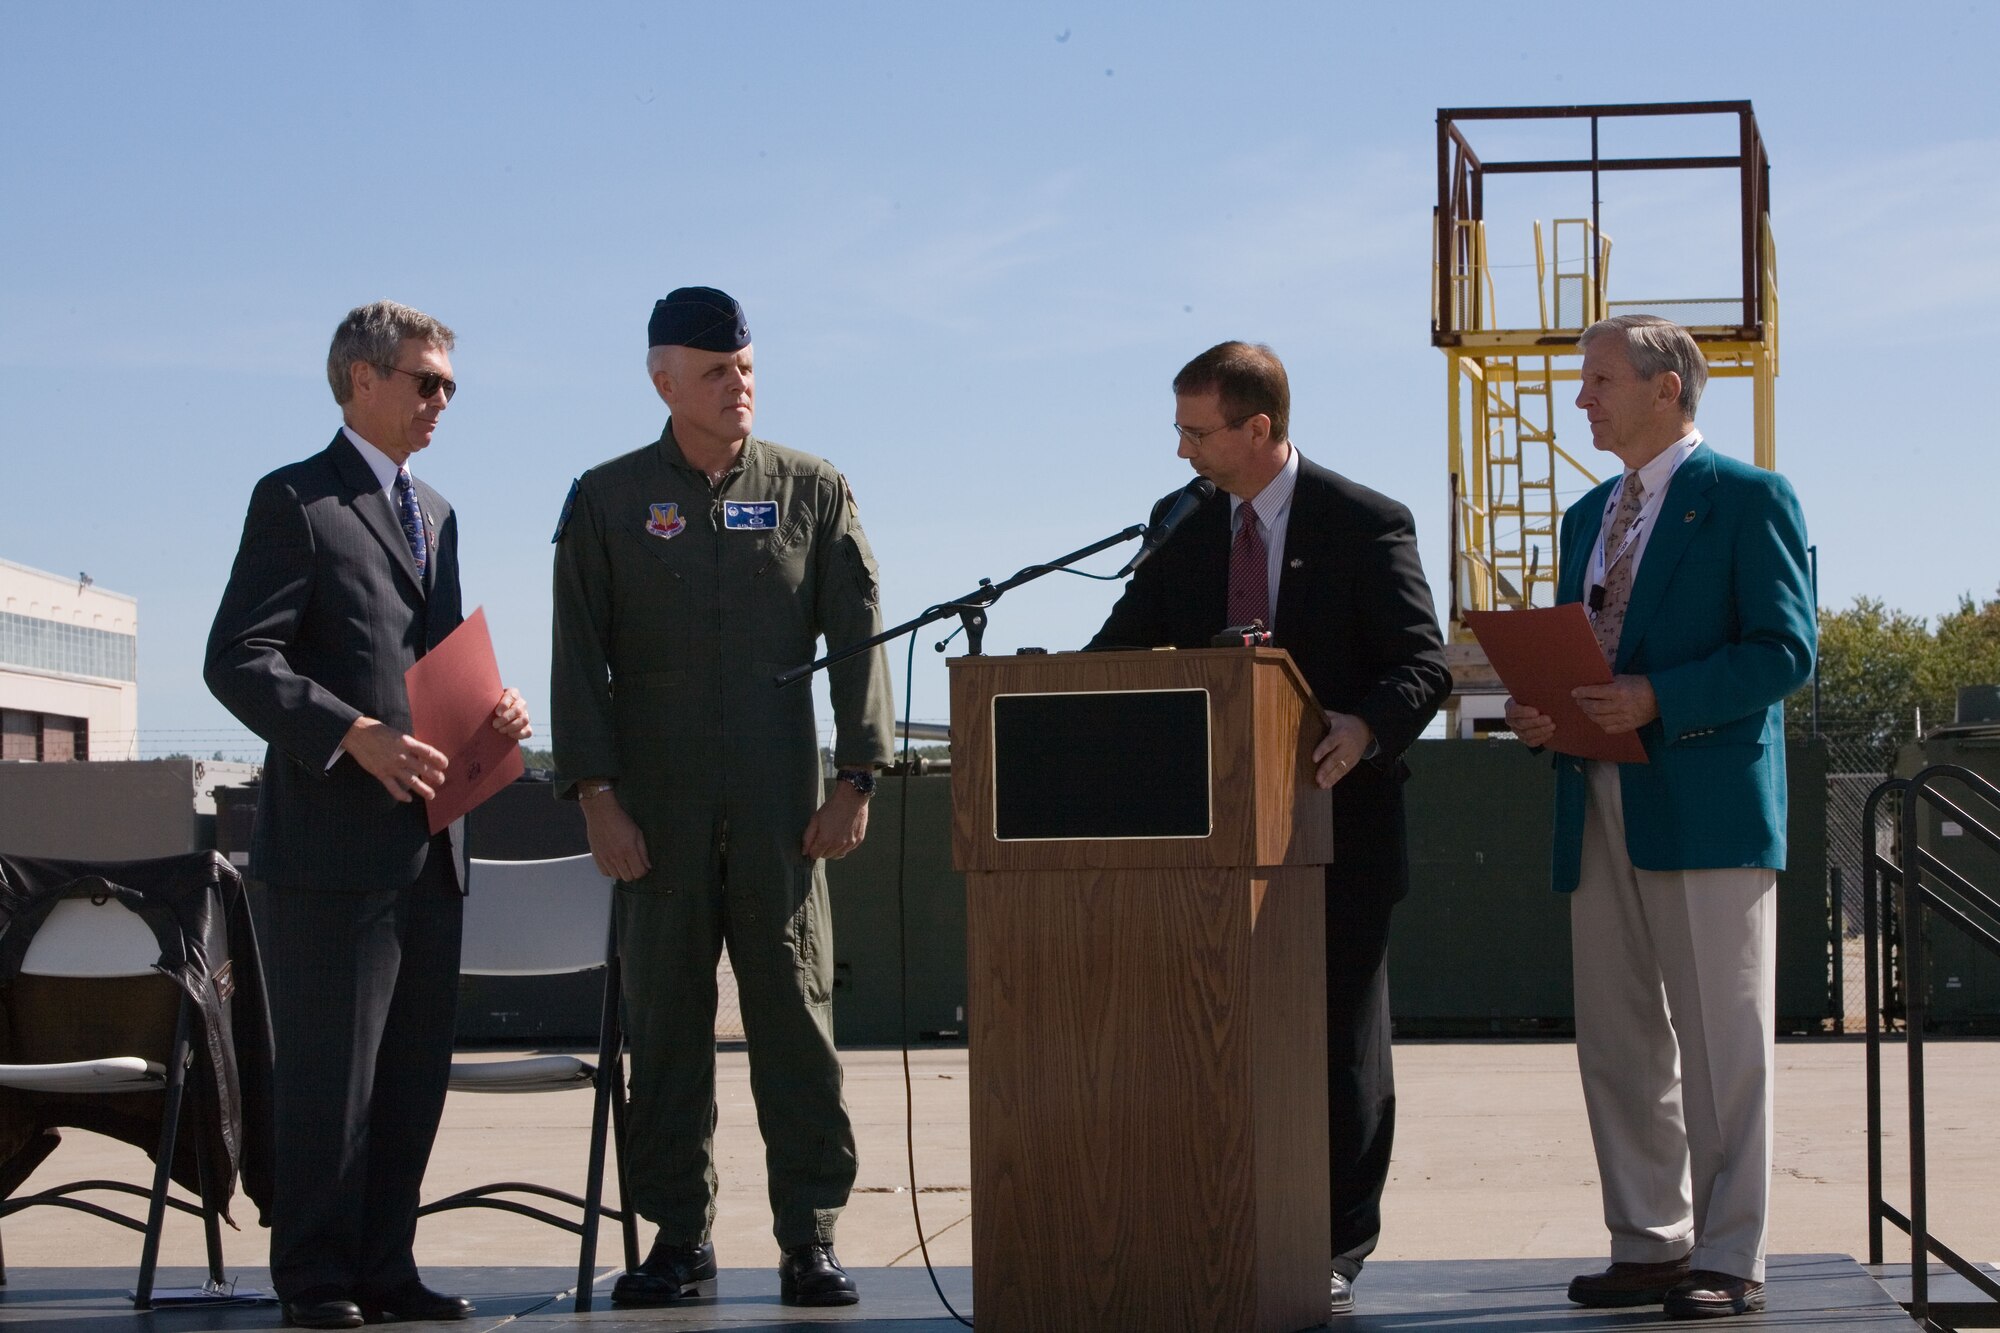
[
  {"left": 376, "top": 363, "right": 457, "bottom": 402},
  {"left": 1174, "top": 414, "right": 1251, "bottom": 445}
]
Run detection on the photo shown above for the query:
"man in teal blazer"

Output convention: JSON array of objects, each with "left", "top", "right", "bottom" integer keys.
[{"left": 1506, "top": 316, "right": 1813, "bottom": 1321}]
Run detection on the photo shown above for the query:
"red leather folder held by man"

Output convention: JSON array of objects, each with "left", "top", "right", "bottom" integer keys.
[
  {"left": 404, "top": 606, "right": 526, "bottom": 833},
  {"left": 1464, "top": 605, "right": 1648, "bottom": 764}
]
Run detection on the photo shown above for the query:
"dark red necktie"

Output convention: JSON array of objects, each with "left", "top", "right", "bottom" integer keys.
[{"left": 1227, "top": 510, "right": 1269, "bottom": 628}]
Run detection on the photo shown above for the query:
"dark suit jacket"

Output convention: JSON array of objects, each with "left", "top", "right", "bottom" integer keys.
[
  {"left": 205, "top": 432, "right": 464, "bottom": 892},
  {"left": 0, "top": 851, "right": 275, "bottom": 1223},
  {"left": 1088, "top": 455, "right": 1451, "bottom": 898}
]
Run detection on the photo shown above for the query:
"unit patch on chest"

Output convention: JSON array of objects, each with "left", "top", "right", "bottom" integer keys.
[
  {"left": 722, "top": 500, "right": 779, "bottom": 530},
  {"left": 645, "top": 502, "right": 687, "bottom": 540}
]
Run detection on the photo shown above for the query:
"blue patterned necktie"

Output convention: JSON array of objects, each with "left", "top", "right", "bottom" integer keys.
[{"left": 395, "top": 468, "right": 428, "bottom": 578}]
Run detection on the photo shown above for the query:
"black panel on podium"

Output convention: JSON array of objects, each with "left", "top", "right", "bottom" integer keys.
[{"left": 991, "top": 688, "right": 1211, "bottom": 840}]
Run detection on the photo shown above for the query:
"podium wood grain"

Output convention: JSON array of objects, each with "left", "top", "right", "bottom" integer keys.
[{"left": 952, "top": 649, "right": 1332, "bottom": 1332}]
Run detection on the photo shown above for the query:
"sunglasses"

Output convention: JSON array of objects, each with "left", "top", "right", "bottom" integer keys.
[{"left": 376, "top": 363, "right": 457, "bottom": 402}]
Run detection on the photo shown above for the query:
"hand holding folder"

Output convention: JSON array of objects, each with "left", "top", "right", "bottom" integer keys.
[
  {"left": 404, "top": 607, "right": 528, "bottom": 832},
  {"left": 1464, "top": 605, "right": 1648, "bottom": 764}
]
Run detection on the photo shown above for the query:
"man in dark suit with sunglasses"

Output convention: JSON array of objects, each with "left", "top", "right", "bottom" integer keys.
[
  {"left": 206, "top": 301, "right": 532, "bottom": 1330},
  {"left": 1089, "top": 340, "right": 1451, "bottom": 1318}
]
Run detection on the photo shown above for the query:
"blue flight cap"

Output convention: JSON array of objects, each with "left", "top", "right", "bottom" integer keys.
[{"left": 648, "top": 286, "right": 750, "bottom": 352}]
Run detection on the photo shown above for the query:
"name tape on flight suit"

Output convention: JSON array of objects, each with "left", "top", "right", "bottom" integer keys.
[{"left": 722, "top": 501, "right": 779, "bottom": 530}]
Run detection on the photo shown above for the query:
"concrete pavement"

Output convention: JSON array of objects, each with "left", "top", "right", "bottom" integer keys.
[{"left": 7, "top": 1038, "right": 1996, "bottom": 1281}]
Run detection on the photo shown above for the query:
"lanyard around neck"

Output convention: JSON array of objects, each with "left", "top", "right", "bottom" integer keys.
[{"left": 1588, "top": 436, "right": 1697, "bottom": 594}]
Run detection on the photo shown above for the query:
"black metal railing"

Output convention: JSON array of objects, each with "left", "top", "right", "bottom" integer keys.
[{"left": 1864, "top": 764, "right": 2000, "bottom": 1329}]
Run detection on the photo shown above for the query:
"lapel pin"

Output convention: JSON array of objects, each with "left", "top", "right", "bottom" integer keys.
[
  {"left": 1288, "top": 557, "right": 1303, "bottom": 569},
  {"left": 1683, "top": 510, "right": 1696, "bottom": 523}
]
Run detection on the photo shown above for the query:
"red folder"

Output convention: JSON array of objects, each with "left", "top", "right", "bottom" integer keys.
[
  {"left": 1464, "top": 605, "right": 1648, "bottom": 764},
  {"left": 405, "top": 606, "right": 526, "bottom": 833}
]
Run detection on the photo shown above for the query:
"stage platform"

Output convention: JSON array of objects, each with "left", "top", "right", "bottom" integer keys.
[{"left": 0, "top": 1254, "right": 1922, "bottom": 1329}]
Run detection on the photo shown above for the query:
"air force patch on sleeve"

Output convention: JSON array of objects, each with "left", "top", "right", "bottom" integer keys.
[{"left": 722, "top": 500, "right": 779, "bottom": 530}]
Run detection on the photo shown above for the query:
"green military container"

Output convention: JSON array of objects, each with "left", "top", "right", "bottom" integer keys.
[
  {"left": 1392, "top": 737, "right": 1831, "bottom": 1035},
  {"left": 827, "top": 771, "right": 968, "bottom": 1045},
  {"left": 822, "top": 742, "right": 1832, "bottom": 1044},
  {"left": 1392, "top": 739, "right": 1571, "bottom": 1033},
  {"left": 1894, "top": 688, "right": 2000, "bottom": 1032}
]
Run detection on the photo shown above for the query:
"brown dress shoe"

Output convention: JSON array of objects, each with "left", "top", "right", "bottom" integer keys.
[
  {"left": 1567, "top": 1258, "right": 1694, "bottom": 1307},
  {"left": 1664, "top": 1270, "right": 1766, "bottom": 1319}
]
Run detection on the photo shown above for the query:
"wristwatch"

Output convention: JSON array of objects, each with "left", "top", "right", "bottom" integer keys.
[{"left": 835, "top": 768, "right": 877, "bottom": 798}]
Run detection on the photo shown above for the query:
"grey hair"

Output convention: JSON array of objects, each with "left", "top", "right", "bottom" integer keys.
[
  {"left": 645, "top": 344, "right": 674, "bottom": 382},
  {"left": 1579, "top": 315, "right": 1707, "bottom": 419},
  {"left": 327, "top": 301, "right": 455, "bottom": 405}
]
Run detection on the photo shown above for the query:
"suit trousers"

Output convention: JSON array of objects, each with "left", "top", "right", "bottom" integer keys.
[
  {"left": 1328, "top": 874, "right": 1395, "bottom": 1278},
  {"left": 614, "top": 813, "right": 856, "bottom": 1252},
  {"left": 265, "top": 840, "right": 462, "bottom": 1298},
  {"left": 1572, "top": 760, "right": 1775, "bottom": 1283}
]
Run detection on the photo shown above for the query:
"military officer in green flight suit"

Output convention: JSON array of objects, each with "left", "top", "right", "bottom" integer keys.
[{"left": 550, "top": 287, "right": 895, "bottom": 1308}]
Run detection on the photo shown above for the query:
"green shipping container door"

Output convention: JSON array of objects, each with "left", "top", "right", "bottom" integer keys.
[{"left": 1897, "top": 728, "right": 2000, "bottom": 1031}]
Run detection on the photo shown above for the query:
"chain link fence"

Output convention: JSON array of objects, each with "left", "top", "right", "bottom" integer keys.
[{"left": 1819, "top": 728, "right": 1903, "bottom": 1030}]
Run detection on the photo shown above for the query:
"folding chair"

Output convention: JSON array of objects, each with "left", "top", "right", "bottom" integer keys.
[
  {"left": 414, "top": 854, "right": 638, "bottom": 1311},
  {"left": 0, "top": 893, "right": 228, "bottom": 1308}
]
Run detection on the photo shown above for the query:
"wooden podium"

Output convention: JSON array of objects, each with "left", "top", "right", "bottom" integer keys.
[{"left": 949, "top": 648, "right": 1333, "bottom": 1333}]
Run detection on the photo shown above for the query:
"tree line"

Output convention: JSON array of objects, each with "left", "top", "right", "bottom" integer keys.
[{"left": 1787, "top": 588, "right": 2000, "bottom": 766}]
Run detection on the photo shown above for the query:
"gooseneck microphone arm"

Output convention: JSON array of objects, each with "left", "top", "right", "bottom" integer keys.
[
  {"left": 1116, "top": 477, "right": 1216, "bottom": 577},
  {"left": 773, "top": 521, "right": 1147, "bottom": 687}
]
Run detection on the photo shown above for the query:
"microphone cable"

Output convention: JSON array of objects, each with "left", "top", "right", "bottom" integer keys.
[
  {"left": 893, "top": 624, "right": 974, "bottom": 1327},
  {"left": 888, "top": 523, "right": 1162, "bottom": 1326}
]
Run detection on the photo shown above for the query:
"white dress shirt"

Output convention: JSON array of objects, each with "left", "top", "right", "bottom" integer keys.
[
  {"left": 1588, "top": 428, "right": 1701, "bottom": 595},
  {"left": 342, "top": 424, "right": 408, "bottom": 494}
]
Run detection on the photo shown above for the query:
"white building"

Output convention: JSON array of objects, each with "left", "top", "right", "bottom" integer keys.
[{"left": 0, "top": 557, "right": 138, "bottom": 761}]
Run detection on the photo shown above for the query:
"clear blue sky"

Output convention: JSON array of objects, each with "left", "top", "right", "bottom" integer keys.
[{"left": 3, "top": 4, "right": 1993, "bottom": 759}]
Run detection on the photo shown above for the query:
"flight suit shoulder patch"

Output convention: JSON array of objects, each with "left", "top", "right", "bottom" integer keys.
[
  {"left": 551, "top": 477, "right": 581, "bottom": 543},
  {"left": 841, "top": 529, "right": 880, "bottom": 609}
]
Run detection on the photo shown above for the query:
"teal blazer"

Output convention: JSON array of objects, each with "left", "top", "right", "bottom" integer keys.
[{"left": 1548, "top": 443, "right": 1815, "bottom": 893}]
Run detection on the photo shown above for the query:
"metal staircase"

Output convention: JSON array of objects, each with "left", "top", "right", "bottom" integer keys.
[{"left": 1863, "top": 764, "right": 2000, "bottom": 1330}]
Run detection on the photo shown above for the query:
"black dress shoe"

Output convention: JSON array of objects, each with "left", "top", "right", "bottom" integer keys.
[
  {"left": 356, "top": 1279, "right": 473, "bottom": 1322},
  {"left": 1567, "top": 1258, "right": 1693, "bottom": 1307},
  {"left": 611, "top": 1238, "right": 718, "bottom": 1306},
  {"left": 780, "top": 1243, "right": 859, "bottom": 1306},
  {"left": 281, "top": 1287, "right": 364, "bottom": 1330},
  {"left": 1665, "top": 1270, "right": 1766, "bottom": 1319}
]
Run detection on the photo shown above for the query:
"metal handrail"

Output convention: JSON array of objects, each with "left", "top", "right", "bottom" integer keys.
[{"left": 1863, "top": 764, "right": 2000, "bottom": 1326}]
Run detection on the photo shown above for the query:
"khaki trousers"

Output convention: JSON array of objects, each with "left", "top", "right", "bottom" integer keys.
[{"left": 1572, "top": 760, "right": 1776, "bottom": 1283}]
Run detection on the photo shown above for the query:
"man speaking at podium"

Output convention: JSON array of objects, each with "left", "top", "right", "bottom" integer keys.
[{"left": 1089, "top": 341, "right": 1451, "bottom": 1314}]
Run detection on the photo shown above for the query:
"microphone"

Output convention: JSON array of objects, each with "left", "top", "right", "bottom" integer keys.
[{"left": 1118, "top": 477, "right": 1217, "bottom": 577}]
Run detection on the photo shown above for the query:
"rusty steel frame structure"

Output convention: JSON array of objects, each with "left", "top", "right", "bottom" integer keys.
[
  {"left": 1433, "top": 102, "right": 1780, "bottom": 661},
  {"left": 1434, "top": 100, "right": 1773, "bottom": 349}
]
